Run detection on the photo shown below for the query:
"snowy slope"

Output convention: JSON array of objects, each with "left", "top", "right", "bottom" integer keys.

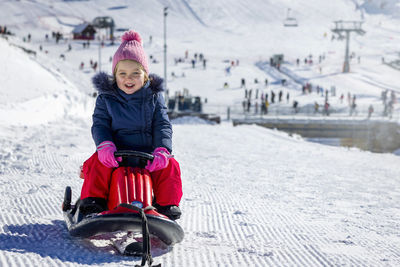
[
  {"left": 0, "top": 0, "right": 400, "bottom": 266},
  {"left": 0, "top": 38, "right": 91, "bottom": 125},
  {"left": 2, "top": 0, "right": 399, "bottom": 114}
]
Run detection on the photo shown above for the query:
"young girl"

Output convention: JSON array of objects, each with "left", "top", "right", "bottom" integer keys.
[{"left": 79, "top": 30, "right": 182, "bottom": 220}]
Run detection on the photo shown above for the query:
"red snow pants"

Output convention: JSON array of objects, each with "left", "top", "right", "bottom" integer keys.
[{"left": 80, "top": 152, "right": 183, "bottom": 206}]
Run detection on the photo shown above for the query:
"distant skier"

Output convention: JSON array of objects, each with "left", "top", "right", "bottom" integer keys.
[
  {"left": 241, "top": 78, "right": 246, "bottom": 88},
  {"left": 261, "top": 99, "right": 266, "bottom": 114},
  {"left": 225, "top": 66, "right": 231, "bottom": 75},
  {"left": 293, "top": 100, "right": 299, "bottom": 113},
  {"left": 324, "top": 101, "right": 330, "bottom": 116},
  {"left": 264, "top": 99, "right": 269, "bottom": 114},
  {"left": 368, "top": 104, "right": 374, "bottom": 118},
  {"left": 314, "top": 102, "right": 319, "bottom": 113},
  {"left": 92, "top": 61, "right": 97, "bottom": 72},
  {"left": 350, "top": 95, "right": 357, "bottom": 116},
  {"left": 390, "top": 90, "right": 397, "bottom": 104}
]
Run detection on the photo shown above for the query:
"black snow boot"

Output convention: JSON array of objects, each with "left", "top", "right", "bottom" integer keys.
[
  {"left": 79, "top": 197, "right": 107, "bottom": 217},
  {"left": 154, "top": 204, "right": 182, "bottom": 220}
]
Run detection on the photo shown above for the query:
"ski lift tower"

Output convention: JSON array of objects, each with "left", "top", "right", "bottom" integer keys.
[
  {"left": 92, "top": 16, "right": 115, "bottom": 42},
  {"left": 331, "top": 20, "right": 365, "bottom": 73}
]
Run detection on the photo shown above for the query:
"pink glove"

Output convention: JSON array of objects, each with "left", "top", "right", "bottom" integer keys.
[
  {"left": 97, "top": 141, "right": 121, "bottom": 168},
  {"left": 145, "top": 147, "right": 171, "bottom": 172}
]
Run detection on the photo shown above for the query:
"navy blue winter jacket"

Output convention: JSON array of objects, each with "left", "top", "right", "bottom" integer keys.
[{"left": 91, "top": 72, "right": 172, "bottom": 153}]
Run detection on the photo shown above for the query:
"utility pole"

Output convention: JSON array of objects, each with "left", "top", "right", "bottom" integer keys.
[
  {"left": 331, "top": 20, "right": 365, "bottom": 73},
  {"left": 98, "top": 39, "right": 101, "bottom": 73},
  {"left": 163, "top": 7, "right": 168, "bottom": 102}
]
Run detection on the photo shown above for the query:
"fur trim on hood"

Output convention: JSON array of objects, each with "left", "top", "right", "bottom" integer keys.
[{"left": 92, "top": 72, "right": 164, "bottom": 95}]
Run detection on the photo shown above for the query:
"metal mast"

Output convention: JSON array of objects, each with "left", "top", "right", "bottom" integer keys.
[
  {"left": 331, "top": 20, "right": 365, "bottom": 73},
  {"left": 163, "top": 7, "right": 168, "bottom": 101}
]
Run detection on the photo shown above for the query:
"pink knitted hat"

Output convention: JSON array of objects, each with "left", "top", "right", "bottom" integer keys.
[{"left": 112, "top": 30, "right": 149, "bottom": 74}]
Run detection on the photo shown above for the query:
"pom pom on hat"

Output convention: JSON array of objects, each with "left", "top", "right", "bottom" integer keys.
[
  {"left": 112, "top": 30, "right": 149, "bottom": 74},
  {"left": 121, "top": 30, "right": 142, "bottom": 44}
]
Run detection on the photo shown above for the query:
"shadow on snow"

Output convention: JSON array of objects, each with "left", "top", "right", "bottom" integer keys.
[{"left": 0, "top": 220, "right": 143, "bottom": 265}]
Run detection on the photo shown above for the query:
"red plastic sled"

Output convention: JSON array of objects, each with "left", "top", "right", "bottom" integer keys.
[{"left": 62, "top": 151, "right": 184, "bottom": 247}]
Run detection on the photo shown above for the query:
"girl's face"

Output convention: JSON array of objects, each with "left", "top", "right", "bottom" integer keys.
[{"left": 115, "top": 60, "right": 146, "bottom": 94}]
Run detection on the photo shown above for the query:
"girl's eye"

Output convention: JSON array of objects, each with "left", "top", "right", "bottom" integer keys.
[{"left": 129, "top": 72, "right": 142, "bottom": 78}]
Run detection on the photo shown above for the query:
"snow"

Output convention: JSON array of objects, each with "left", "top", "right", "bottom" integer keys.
[{"left": 0, "top": 0, "right": 400, "bottom": 266}]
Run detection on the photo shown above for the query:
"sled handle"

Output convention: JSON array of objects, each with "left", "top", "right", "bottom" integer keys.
[{"left": 114, "top": 150, "right": 154, "bottom": 161}]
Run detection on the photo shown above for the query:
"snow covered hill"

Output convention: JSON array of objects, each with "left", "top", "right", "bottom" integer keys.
[
  {"left": 0, "top": 38, "right": 91, "bottom": 125},
  {"left": 2, "top": 0, "right": 399, "bottom": 114},
  {"left": 0, "top": 0, "right": 400, "bottom": 266}
]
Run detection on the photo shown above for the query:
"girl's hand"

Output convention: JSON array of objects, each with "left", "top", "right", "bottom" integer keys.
[
  {"left": 97, "top": 141, "right": 121, "bottom": 168},
  {"left": 145, "top": 147, "right": 171, "bottom": 172}
]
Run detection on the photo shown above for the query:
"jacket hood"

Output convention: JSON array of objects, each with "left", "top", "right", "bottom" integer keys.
[{"left": 92, "top": 72, "right": 164, "bottom": 95}]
